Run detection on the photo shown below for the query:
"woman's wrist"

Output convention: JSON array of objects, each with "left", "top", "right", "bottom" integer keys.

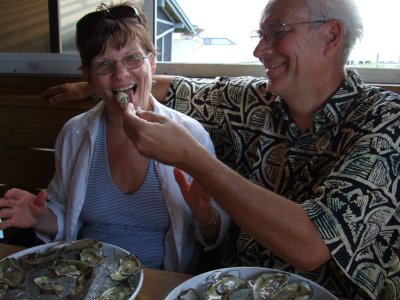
[{"left": 200, "top": 207, "right": 220, "bottom": 229}]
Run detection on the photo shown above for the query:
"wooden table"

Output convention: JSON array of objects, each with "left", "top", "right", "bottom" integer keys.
[{"left": 0, "top": 243, "right": 193, "bottom": 299}]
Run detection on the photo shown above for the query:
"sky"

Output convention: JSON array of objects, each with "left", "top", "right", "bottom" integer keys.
[{"left": 175, "top": 0, "right": 400, "bottom": 63}]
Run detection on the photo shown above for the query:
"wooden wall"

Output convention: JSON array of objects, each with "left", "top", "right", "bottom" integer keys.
[
  {"left": 0, "top": 0, "right": 50, "bottom": 52},
  {"left": 0, "top": 74, "right": 95, "bottom": 196}
]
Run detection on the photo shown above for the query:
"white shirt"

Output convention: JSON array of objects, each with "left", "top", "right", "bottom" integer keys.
[{"left": 36, "top": 99, "right": 229, "bottom": 274}]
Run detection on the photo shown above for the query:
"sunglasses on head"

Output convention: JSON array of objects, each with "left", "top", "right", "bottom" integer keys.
[{"left": 77, "top": 5, "right": 142, "bottom": 32}]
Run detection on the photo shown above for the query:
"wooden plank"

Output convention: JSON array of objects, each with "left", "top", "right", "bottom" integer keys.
[
  {"left": 0, "top": 147, "right": 54, "bottom": 191},
  {"left": 0, "top": 100, "right": 88, "bottom": 148}
]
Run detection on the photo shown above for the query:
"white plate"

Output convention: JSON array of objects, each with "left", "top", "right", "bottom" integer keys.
[
  {"left": 166, "top": 267, "right": 338, "bottom": 299},
  {"left": 1, "top": 239, "right": 143, "bottom": 300}
]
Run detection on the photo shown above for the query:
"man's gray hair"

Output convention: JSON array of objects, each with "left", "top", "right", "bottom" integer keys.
[{"left": 303, "top": 0, "right": 363, "bottom": 64}]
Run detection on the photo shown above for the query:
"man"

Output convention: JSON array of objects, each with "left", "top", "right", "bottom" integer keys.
[
  {"left": 42, "top": 0, "right": 400, "bottom": 298},
  {"left": 120, "top": 0, "right": 400, "bottom": 299}
]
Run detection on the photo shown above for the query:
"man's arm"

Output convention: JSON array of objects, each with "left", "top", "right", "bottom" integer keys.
[
  {"left": 152, "top": 75, "right": 174, "bottom": 102},
  {"left": 41, "top": 74, "right": 175, "bottom": 104},
  {"left": 121, "top": 106, "right": 331, "bottom": 271}
]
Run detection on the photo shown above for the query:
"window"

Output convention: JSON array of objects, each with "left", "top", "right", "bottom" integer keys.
[{"left": 0, "top": 0, "right": 399, "bottom": 84}]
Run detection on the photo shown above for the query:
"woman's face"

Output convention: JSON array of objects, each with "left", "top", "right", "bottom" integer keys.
[{"left": 87, "top": 38, "right": 156, "bottom": 112}]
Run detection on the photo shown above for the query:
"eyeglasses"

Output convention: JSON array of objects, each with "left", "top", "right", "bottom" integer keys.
[
  {"left": 251, "top": 20, "right": 328, "bottom": 42},
  {"left": 91, "top": 53, "right": 152, "bottom": 75},
  {"left": 77, "top": 5, "right": 142, "bottom": 32}
]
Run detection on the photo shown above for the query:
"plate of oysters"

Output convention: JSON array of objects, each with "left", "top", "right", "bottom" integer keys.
[
  {"left": 0, "top": 239, "right": 143, "bottom": 299},
  {"left": 166, "top": 267, "right": 338, "bottom": 299}
]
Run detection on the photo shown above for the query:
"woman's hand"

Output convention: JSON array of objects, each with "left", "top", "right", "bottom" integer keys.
[
  {"left": 0, "top": 188, "right": 48, "bottom": 230},
  {"left": 173, "top": 168, "right": 220, "bottom": 243},
  {"left": 40, "top": 82, "right": 93, "bottom": 104}
]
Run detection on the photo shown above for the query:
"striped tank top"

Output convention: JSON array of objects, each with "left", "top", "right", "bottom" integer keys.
[{"left": 79, "top": 111, "right": 171, "bottom": 269}]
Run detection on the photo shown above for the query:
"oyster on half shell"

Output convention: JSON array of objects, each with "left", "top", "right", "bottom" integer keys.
[{"left": 110, "top": 255, "right": 142, "bottom": 281}]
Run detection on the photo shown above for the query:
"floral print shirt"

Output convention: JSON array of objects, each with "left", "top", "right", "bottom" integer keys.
[{"left": 164, "top": 69, "right": 400, "bottom": 299}]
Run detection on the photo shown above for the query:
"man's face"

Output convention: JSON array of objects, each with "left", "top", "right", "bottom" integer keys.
[{"left": 253, "top": 0, "right": 327, "bottom": 99}]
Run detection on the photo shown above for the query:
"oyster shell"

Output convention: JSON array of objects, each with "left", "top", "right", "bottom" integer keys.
[
  {"left": 269, "top": 282, "right": 313, "bottom": 300},
  {"left": 110, "top": 255, "right": 142, "bottom": 281},
  {"left": 98, "top": 286, "right": 133, "bottom": 300},
  {"left": 177, "top": 288, "right": 202, "bottom": 299},
  {"left": 49, "top": 259, "right": 91, "bottom": 277},
  {"left": 207, "top": 275, "right": 247, "bottom": 297},
  {"left": 80, "top": 247, "right": 106, "bottom": 267},
  {"left": 33, "top": 276, "right": 64, "bottom": 297},
  {"left": 253, "top": 272, "right": 290, "bottom": 299},
  {"left": 221, "top": 283, "right": 255, "bottom": 300},
  {"left": 68, "top": 266, "right": 94, "bottom": 300},
  {"left": 20, "top": 248, "right": 61, "bottom": 270},
  {"left": 0, "top": 258, "right": 26, "bottom": 288}
]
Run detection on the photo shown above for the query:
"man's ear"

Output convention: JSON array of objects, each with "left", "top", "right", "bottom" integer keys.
[{"left": 323, "top": 20, "right": 343, "bottom": 55}]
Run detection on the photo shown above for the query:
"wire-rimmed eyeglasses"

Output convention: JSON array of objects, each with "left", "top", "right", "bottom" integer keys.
[
  {"left": 251, "top": 20, "right": 328, "bottom": 42},
  {"left": 77, "top": 4, "right": 142, "bottom": 32},
  {"left": 91, "top": 52, "right": 152, "bottom": 75}
]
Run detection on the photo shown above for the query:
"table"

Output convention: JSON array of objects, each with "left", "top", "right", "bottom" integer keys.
[{"left": 0, "top": 243, "right": 193, "bottom": 299}]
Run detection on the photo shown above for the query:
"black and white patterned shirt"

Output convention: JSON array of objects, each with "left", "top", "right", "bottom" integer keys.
[{"left": 165, "top": 69, "right": 400, "bottom": 299}]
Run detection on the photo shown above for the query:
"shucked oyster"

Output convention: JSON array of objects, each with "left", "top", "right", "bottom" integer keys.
[
  {"left": 49, "top": 259, "right": 91, "bottom": 277},
  {"left": 97, "top": 286, "right": 133, "bottom": 300},
  {"left": 269, "top": 281, "right": 313, "bottom": 300},
  {"left": 80, "top": 248, "right": 106, "bottom": 267},
  {"left": 33, "top": 276, "right": 64, "bottom": 297},
  {"left": 176, "top": 270, "right": 314, "bottom": 300},
  {"left": 110, "top": 255, "right": 142, "bottom": 281},
  {"left": 69, "top": 266, "right": 95, "bottom": 300},
  {"left": 115, "top": 91, "right": 129, "bottom": 104},
  {"left": 0, "top": 258, "right": 26, "bottom": 288},
  {"left": 253, "top": 272, "right": 290, "bottom": 298}
]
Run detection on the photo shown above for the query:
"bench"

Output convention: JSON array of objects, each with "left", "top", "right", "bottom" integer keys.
[{"left": 0, "top": 74, "right": 95, "bottom": 246}]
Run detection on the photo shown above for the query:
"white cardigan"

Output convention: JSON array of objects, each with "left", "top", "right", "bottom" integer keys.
[{"left": 37, "top": 99, "right": 229, "bottom": 274}]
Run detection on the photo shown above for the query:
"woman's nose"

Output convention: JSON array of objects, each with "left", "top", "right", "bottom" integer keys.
[{"left": 113, "top": 61, "right": 130, "bottom": 78}]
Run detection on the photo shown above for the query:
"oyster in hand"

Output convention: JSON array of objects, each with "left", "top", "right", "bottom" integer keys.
[{"left": 115, "top": 92, "right": 129, "bottom": 105}]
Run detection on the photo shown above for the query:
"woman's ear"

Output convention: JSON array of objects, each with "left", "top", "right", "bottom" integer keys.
[{"left": 150, "top": 52, "right": 157, "bottom": 75}]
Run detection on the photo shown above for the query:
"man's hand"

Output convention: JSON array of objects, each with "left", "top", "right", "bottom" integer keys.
[{"left": 41, "top": 82, "right": 93, "bottom": 104}]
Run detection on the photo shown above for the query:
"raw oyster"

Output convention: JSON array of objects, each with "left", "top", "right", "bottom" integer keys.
[
  {"left": 0, "top": 283, "right": 9, "bottom": 299},
  {"left": 0, "top": 258, "right": 26, "bottom": 288},
  {"left": 115, "top": 92, "right": 129, "bottom": 104},
  {"left": 80, "top": 247, "right": 106, "bottom": 267},
  {"left": 20, "top": 248, "right": 60, "bottom": 270},
  {"left": 269, "top": 282, "right": 312, "bottom": 300},
  {"left": 110, "top": 255, "right": 142, "bottom": 281},
  {"left": 97, "top": 286, "right": 133, "bottom": 300},
  {"left": 49, "top": 259, "right": 91, "bottom": 277},
  {"left": 221, "top": 283, "right": 255, "bottom": 300},
  {"left": 61, "top": 238, "right": 101, "bottom": 260},
  {"left": 253, "top": 272, "right": 290, "bottom": 299},
  {"left": 68, "top": 266, "right": 95, "bottom": 300},
  {"left": 177, "top": 288, "right": 202, "bottom": 300},
  {"left": 207, "top": 275, "right": 247, "bottom": 298},
  {"left": 33, "top": 276, "right": 64, "bottom": 297}
]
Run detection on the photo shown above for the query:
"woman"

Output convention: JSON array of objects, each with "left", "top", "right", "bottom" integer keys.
[{"left": 0, "top": 1, "right": 229, "bottom": 274}]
